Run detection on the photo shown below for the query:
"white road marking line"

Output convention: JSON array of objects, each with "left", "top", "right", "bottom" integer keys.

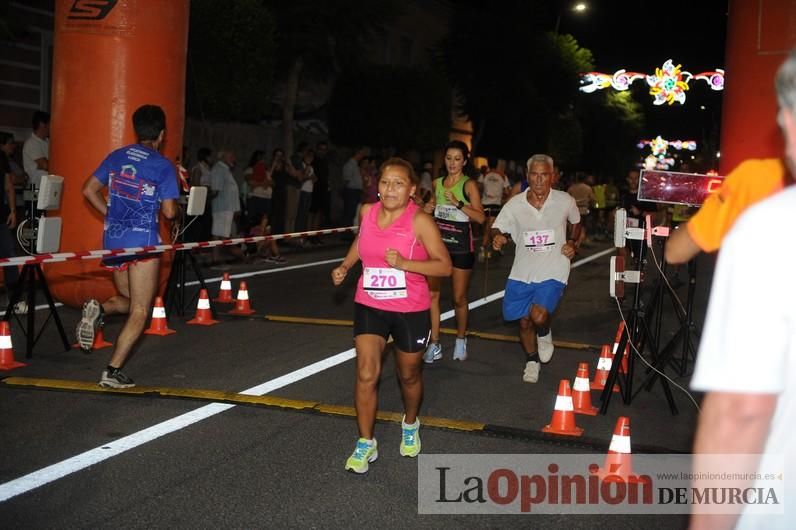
[
  {"left": 195, "top": 258, "right": 342, "bottom": 285},
  {"left": 4, "top": 248, "right": 612, "bottom": 318},
  {"left": 0, "top": 257, "right": 340, "bottom": 318},
  {"left": 0, "top": 248, "right": 613, "bottom": 502}
]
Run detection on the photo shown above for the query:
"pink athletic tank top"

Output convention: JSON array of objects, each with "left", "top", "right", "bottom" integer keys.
[{"left": 354, "top": 201, "right": 431, "bottom": 312}]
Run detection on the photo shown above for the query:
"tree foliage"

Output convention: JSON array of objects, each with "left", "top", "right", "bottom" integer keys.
[
  {"left": 439, "top": 6, "right": 592, "bottom": 159},
  {"left": 575, "top": 91, "right": 645, "bottom": 178},
  {"left": 328, "top": 66, "right": 452, "bottom": 151},
  {"left": 263, "top": 0, "right": 401, "bottom": 153},
  {"left": 187, "top": 0, "right": 276, "bottom": 121},
  {"left": 265, "top": 0, "right": 400, "bottom": 83}
]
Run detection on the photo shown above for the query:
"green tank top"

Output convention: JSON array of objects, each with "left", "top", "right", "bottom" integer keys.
[
  {"left": 432, "top": 175, "right": 473, "bottom": 253},
  {"left": 434, "top": 176, "right": 470, "bottom": 206}
]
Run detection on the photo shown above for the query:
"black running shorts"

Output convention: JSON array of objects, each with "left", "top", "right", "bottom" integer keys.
[
  {"left": 353, "top": 303, "right": 431, "bottom": 353},
  {"left": 450, "top": 251, "right": 476, "bottom": 270}
]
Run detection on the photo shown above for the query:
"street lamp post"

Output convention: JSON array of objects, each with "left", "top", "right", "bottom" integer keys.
[{"left": 555, "top": 2, "right": 588, "bottom": 34}]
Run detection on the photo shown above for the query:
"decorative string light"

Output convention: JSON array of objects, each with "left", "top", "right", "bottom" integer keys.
[
  {"left": 644, "top": 154, "right": 676, "bottom": 171},
  {"left": 580, "top": 59, "right": 724, "bottom": 105},
  {"left": 637, "top": 136, "right": 697, "bottom": 157},
  {"left": 637, "top": 136, "right": 697, "bottom": 170}
]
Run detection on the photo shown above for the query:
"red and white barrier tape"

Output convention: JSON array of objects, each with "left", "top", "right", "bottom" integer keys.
[{"left": 0, "top": 226, "right": 358, "bottom": 268}]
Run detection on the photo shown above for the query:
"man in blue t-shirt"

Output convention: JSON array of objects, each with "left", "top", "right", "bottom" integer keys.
[{"left": 78, "top": 105, "right": 180, "bottom": 389}]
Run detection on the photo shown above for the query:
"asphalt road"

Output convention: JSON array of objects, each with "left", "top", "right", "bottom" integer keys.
[{"left": 0, "top": 236, "right": 711, "bottom": 528}]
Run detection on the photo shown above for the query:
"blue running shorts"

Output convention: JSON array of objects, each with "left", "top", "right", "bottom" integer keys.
[{"left": 503, "top": 278, "right": 566, "bottom": 321}]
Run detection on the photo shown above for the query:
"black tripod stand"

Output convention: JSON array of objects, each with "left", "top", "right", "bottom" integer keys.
[
  {"left": 163, "top": 209, "right": 216, "bottom": 318},
  {"left": 599, "top": 223, "right": 679, "bottom": 415},
  {"left": 3, "top": 203, "right": 70, "bottom": 358},
  {"left": 638, "top": 253, "right": 699, "bottom": 393}
]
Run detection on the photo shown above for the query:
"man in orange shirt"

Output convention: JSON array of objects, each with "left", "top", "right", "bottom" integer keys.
[{"left": 665, "top": 158, "right": 788, "bottom": 264}]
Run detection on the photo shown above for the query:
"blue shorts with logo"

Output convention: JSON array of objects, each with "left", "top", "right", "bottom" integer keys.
[{"left": 503, "top": 278, "right": 566, "bottom": 321}]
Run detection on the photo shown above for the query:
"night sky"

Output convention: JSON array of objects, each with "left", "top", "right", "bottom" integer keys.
[
  {"left": 564, "top": 0, "right": 728, "bottom": 142},
  {"left": 566, "top": 0, "right": 727, "bottom": 72},
  {"left": 453, "top": 0, "right": 729, "bottom": 147}
]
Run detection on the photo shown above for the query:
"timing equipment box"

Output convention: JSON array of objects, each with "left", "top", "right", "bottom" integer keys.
[{"left": 638, "top": 170, "right": 724, "bottom": 207}]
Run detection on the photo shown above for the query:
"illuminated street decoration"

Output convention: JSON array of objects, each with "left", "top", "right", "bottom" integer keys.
[
  {"left": 637, "top": 136, "right": 696, "bottom": 170},
  {"left": 580, "top": 59, "right": 724, "bottom": 105},
  {"left": 644, "top": 154, "right": 676, "bottom": 170},
  {"left": 637, "top": 136, "right": 697, "bottom": 157}
]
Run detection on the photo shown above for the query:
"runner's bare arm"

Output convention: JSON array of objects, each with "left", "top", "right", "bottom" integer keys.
[
  {"left": 82, "top": 175, "right": 108, "bottom": 216},
  {"left": 161, "top": 198, "right": 179, "bottom": 220},
  {"left": 331, "top": 203, "right": 372, "bottom": 285},
  {"left": 491, "top": 226, "right": 511, "bottom": 251},
  {"left": 423, "top": 192, "right": 436, "bottom": 214},
  {"left": 665, "top": 223, "right": 701, "bottom": 264},
  {"left": 461, "top": 180, "right": 486, "bottom": 224},
  {"left": 563, "top": 222, "right": 582, "bottom": 258},
  {"left": 690, "top": 391, "right": 776, "bottom": 530}
]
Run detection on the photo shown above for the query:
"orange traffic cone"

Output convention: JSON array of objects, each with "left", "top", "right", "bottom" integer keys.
[
  {"left": 229, "top": 281, "right": 255, "bottom": 316},
  {"left": 214, "top": 273, "right": 234, "bottom": 303},
  {"left": 542, "top": 379, "right": 584, "bottom": 436},
  {"left": 0, "top": 321, "right": 25, "bottom": 370},
  {"left": 144, "top": 296, "right": 176, "bottom": 336},
  {"left": 613, "top": 343, "right": 630, "bottom": 375},
  {"left": 600, "top": 416, "right": 648, "bottom": 483},
  {"left": 591, "top": 345, "right": 619, "bottom": 392},
  {"left": 187, "top": 289, "right": 218, "bottom": 325},
  {"left": 572, "top": 362, "right": 598, "bottom": 415},
  {"left": 612, "top": 322, "right": 629, "bottom": 375}
]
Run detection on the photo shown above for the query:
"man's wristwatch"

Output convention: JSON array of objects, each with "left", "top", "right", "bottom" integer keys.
[{"left": 456, "top": 200, "right": 465, "bottom": 210}]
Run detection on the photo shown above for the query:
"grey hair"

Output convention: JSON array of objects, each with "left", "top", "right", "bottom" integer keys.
[
  {"left": 776, "top": 50, "right": 796, "bottom": 113},
  {"left": 526, "top": 154, "right": 554, "bottom": 170}
]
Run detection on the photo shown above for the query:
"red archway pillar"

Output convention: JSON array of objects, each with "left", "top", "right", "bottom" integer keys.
[
  {"left": 46, "top": 0, "right": 189, "bottom": 307},
  {"left": 720, "top": 0, "right": 796, "bottom": 173}
]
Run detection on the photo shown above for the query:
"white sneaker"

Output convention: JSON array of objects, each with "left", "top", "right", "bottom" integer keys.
[
  {"left": 76, "top": 299, "right": 103, "bottom": 353},
  {"left": 453, "top": 337, "right": 467, "bottom": 361},
  {"left": 538, "top": 330, "right": 554, "bottom": 363},
  {"left": 523, "top": 361, "right": 540, "bottom": 383},
  {"left": 423, "top": 342, "right": 442, "bottom": 364}
]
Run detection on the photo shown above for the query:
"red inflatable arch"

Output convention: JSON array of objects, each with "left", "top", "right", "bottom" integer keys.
[
  {"left": 46, "top": 0, "right": 189, "bottom": 307},
  {"left": 720, "top": 0, "right": 795, "bottom": 173}
]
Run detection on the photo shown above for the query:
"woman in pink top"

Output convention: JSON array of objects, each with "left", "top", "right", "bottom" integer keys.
[{"left": 331, "top": 157, "right": 451, "bottom": 474}]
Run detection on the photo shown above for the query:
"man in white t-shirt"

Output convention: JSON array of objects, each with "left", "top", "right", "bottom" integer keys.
[
  {"left": 210, "top": 149, "right": 245, "bottom": 265},
  {"left": 491, "top": 154, "right": 580, "bottom": 383},
  {"left": 478, "top": 158, "right": 510, "bottom": 258},
  {"left": 689, "top": 51, "right": 796, "bottom": 530},
  {"left": 22, "top": 110, "right": 50, "bottom": 188}
]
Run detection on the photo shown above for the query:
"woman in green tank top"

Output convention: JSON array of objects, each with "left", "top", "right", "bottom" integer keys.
[{"left": 422, "top": 140, "right": 485, "bottom": 363}]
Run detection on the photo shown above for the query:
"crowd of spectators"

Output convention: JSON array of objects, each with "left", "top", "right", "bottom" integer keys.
[{"left": 2, "top": 109, "right": 703, "bottom": 272}]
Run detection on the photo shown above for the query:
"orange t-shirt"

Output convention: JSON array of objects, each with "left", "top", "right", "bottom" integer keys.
[{"left": 687, "top": 158, "right": 785, "bottom": 252}]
